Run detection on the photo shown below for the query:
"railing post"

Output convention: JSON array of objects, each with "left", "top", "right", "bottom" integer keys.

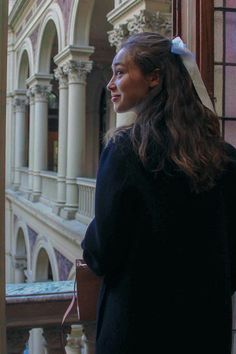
[
  {"left": 43, "top": 325, "right": 68, "bottom": 354},
  {"left": 65, "top": 324, "right": 84, "bottom": 354},
  {"left": 7, "top": 328, "right": 30, "bottom": 354},
  {"left": 82, "top": 322, "right": 96, "bottom": 354}
]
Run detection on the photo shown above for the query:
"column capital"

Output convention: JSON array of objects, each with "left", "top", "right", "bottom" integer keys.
[
  {"left": 108, "top": 10, "right": 172, "bottom": 52},
  {"left": 13, "top": 256, "right": 27, "bottom": 271},
  {"left": 26, "top": 87, "right": 35, "bottom": 104},
  {"left": 107, "top": 23, "right": 129, "bottom": 51},
  {"left": 54, "top": 66, "right": 68, "bottom": 89},
  {"left": 127, "top": 9, "right": 160, "bottom": 34},
  {"left": 13, "top": 96, "right": 28, "bottom": 113},
  {"left": 31, "top": 84, "right": 52, "bottom": 101},
  {"left": 63, "top": 60, "right": 93, "bottom": 83}
]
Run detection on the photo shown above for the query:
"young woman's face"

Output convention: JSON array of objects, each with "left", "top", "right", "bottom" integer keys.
[{"left": 107, "top": 48, "right": 154, "bottom": 113}]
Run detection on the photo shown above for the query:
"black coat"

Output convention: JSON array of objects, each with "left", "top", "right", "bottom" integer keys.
[{"left": 81, "top": 132, "right": 236, "bottom": 354}]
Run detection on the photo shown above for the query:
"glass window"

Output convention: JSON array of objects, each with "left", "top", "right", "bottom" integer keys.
[
  {"left": 225, "top": 12, "right": 236, "bottom": 62},
  {"left": 215, "top": 1, "right": 236, "bottom": 146},
  {"left": 226, "top": 0, "right": 236, "bottom": 8}
]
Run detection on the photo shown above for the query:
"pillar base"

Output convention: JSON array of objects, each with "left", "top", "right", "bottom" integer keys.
[
  {"left": 52, "top": 203, "right": 65, "bottom": 215},
  {"left": 29, "top": 193, "right": 40, "bottom": 203},
  {"left": 12, "top": 183, "right": 20, "bottom": 192},
  {"left": 25, "top": 189, "right": 33, "bottom": 200},
  {"left": 60, "top": 207, "right": 77, "bottom": 220},
  {"left": 75, "top": 212, "right": 91, "bottom": 225}
]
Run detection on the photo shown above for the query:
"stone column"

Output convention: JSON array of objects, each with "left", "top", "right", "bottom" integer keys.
[
  {"left": 26, "top": 87, "right": 35, "bottom": 197},
  {"left": 26, "top": 74, "right": 53, "bottom": 202},
  {"left": 13, "top": 91, "right": 28, "bottom": 190},
  {"left": 52, "top": 67, "right": 69, "bottom": 215},
  {"left": 82, "top": 322, "right": 96, "bottom": 354},
  {"left": 60, "top": 60, "right": 92, "bottom": 219},
  {"left": 28, "top": 82, "right": 51, "bottom": 201},
  {"left": 13, "top": 256, "right": 27, "bottom": 283}
]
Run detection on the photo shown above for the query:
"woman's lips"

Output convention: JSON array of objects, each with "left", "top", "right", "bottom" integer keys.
[{"left": 111, "top": 95, "right": 120, "bottom": 102}]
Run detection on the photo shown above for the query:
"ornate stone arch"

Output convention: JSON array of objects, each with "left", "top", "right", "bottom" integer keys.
[
  {"left": 32, "top": 235, "right": 59, "bottom": 281},
  {"left": 36, "top": 3, "right": 65, "bottom": 73},
  {"left": 67, "top": 264, "right": 76, "bottom": 281},
  {"left": 17, "top": 38, "right": 34, "bottom": 89},
  {"left": 68, "top": 0, "right": 95, "bottom": 46},
  {"left": 14, "top": 219, "right": 31, "bottom": 282},
  {"left": 14, "top": 219, "right": 30, "bottom": 265}
]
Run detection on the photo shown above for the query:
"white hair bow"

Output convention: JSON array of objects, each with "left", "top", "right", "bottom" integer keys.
[{"left": 171, "top": 37, "right": 215, "bottom": 113}]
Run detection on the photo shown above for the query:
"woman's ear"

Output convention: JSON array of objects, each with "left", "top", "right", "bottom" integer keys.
[{"left": 148, "top": 69, "right": 160, "bottom": 88}]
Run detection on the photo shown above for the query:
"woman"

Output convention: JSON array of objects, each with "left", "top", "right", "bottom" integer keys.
[{"left": 81, "top": 32, "right": 236, "bottom": 354}]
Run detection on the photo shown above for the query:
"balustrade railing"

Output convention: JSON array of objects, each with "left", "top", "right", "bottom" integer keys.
[
  {"left": 6, "top": 280, "right": 96, "bottom": 354},
  {"left": 40, "top": 171, "right": 57, "bottom": 206},
  {"left": 16, "top": 169, "right": 96, "bottom": 223},
  {"left": 76, "top": 178, "right": 96, "bottom": 224},
  {"left": 19, "top": 167, "right": 29, "bottom": 193}
]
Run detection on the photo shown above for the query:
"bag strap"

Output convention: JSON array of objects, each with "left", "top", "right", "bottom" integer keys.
[{"left": 61, "top": 277, "right": 80, "bottom": 328}]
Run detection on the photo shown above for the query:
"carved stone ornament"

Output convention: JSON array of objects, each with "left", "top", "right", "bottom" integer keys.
[
  {"left": 32, "top": 84, "right": 52, "bottom": 100},
  {"left": 107, "top": 23, "right": 129, "bottom": 51},
  {"left": 127, "top": 9, "right": 166, "bottom": 35},
  {"left": 158, "top": 12, "right": 172, "bottom": 37},
  {"left": 13, "top": 97, "right": 28, "bottom": 113},
  {"left": 63, "top": 60, "right": 93, "bottom": 83},
  {"left": 26, "top": 87, "right": 35, "bottom": 103},
  {"left": 54, "top": 66, "right": 68, "bottom": 88},
  {"left": 13, "top": 256, "right": 27, "bottom": 270}
]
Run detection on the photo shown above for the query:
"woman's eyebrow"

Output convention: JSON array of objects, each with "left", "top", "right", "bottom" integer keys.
[{"left": 112, "top": 62, "right": 125, "bottom": 68}]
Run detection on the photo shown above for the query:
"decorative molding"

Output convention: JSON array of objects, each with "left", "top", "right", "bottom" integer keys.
[
  {"left": 107, "top": 23, "right": 129, "bottom": 50},
  {"left": 54, "top": 66, "right": 68, "bottom": 89},
  {"left": 57, "top": 0, "right": 73, "bottom": 39},
  {"left": 32, "top": 84, "right": 52, "bottom": 101},
  {"left": 158, "top": 12, "right": 172, "bottom": 38},
  {"left": 13, "top": 256, "right": 27, "bottom": 271},
  {"left": 13, "top": 97, "right": 28, "bottom": 113},
  {"left": 63, "top": 60, "right": 93, "bottom": 84},
  {"left": 26, "top": 87, "right": 35, "bottom": 104},
  {"left": 108, "top": 10, "right": 172, "bottom": 51},
  {"left": 54, "top": 249, "right": 73, "bottom": 281},
  {"left": 29, "top": 25, "right": 40, "bottom": 54},
  {"left": 127, "top": 10, "right": 169, "bottom": 35},
  {"left": 27, "top": 225, "right": 38, "bottom": 257}
]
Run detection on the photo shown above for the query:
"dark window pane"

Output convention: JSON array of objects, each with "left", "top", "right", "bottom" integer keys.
[
  {"left": 225, "top": 66, "right": 236, "bottom": 117},
  {"left": 225, "top": 12, "right": 236, "bottom": 62},
  {"left": 224, "top": 120, "right": 236, "bottom": 147},
  {"left": 226, "top": 0, "right": 236, "bottom": 8}
]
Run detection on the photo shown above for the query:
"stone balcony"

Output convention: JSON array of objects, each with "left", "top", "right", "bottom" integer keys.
[{"left": 6, "top": 280, "right": 96, "bottom": 354}]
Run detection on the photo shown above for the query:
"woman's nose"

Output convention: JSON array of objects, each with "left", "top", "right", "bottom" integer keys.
[{"left": 107, "top": 77, "right": 115, "bottom": 91}]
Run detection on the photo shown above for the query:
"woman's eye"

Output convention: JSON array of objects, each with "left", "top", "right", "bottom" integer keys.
[{"left": 115, "top": 70, "right": 123, "bottom": 77}]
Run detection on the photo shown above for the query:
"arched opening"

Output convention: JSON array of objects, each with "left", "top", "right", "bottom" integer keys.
[
  {"left": 35, "top": 248, "right": 54, "bottom": 281},
  {"left": 48, "top": 34, "right": 59, "bottom": 172},
  {"left": 15, "top": 228, "right": 27, "bottom": 283},
  {"left": 38, "top": 20, "right": 59, "bottom": 172},
  {"left": 86, "top": 0, "right": 116, "bottom": 177},
  {"left": 18, "top": 50, "right": 30, "bottom": 168}
]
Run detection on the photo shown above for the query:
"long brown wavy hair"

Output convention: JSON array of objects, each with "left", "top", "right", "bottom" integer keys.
[{"left": 107, "top": 32, "right": 228, "bottom": 193}]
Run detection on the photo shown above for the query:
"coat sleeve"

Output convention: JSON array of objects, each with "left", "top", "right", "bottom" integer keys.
[
  {"left": 81, "top": 138, "right": 135, "bottom": 276},
  {"left": 224, "top": 144, "right": 236, "bottom": 295},
  {"left": 229, "top": 170, "right": 236, "bottom": 295}
]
